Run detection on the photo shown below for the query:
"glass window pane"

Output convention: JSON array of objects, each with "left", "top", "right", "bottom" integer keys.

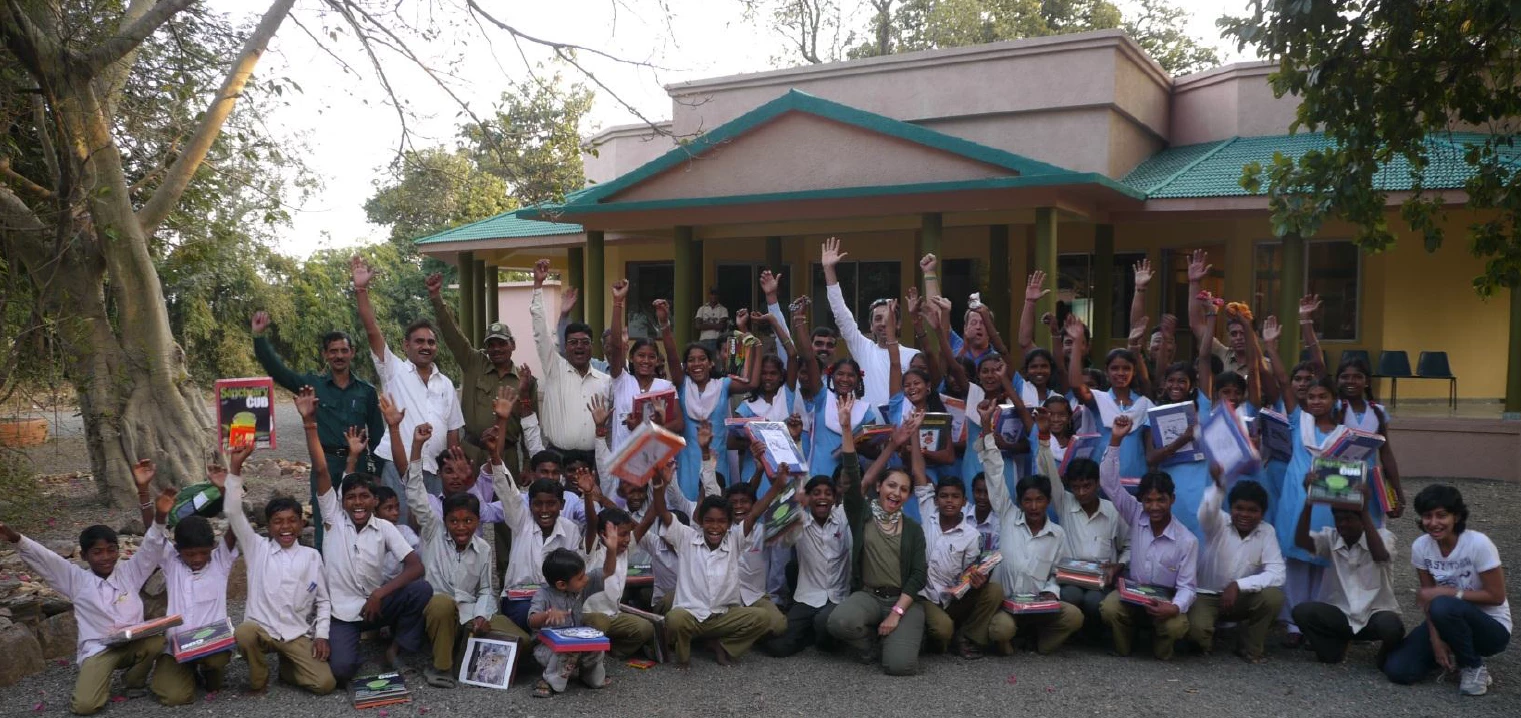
[
  {"left": 714, "top": 265, "right": 753, "bottom": 321},
  {"left": 812, "top": 261, "right": 857, "bottom": 332},
  {"left": 1309, "top": 242, "right": 1360, "bottom": 341},
  {"left": 1057, "top": 254, "right": 1092, "bottom": 328},
  {"left": 856, "top": 261, "right": 902, "bottom": 335}
]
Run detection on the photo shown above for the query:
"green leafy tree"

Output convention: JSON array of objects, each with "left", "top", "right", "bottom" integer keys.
[
  {"left": 1123, "top": 0, "right": 1220, "bottom": 75},
  {"left": 462, "top": 74, "right": 595, "bottom": 208},
  {"left": 364, "top": 148, "right": 515, "bottom": 250},
  {"left": 1221, "top": 0, "right": 1521, "bottom": 296}
]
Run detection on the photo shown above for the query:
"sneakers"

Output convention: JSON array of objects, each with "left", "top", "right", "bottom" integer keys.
[{"left": 1459, "top": 665, "right": 1492, "bottom": 696}]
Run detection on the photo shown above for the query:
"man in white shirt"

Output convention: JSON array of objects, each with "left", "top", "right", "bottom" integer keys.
[
  {"left": 695, "top": 286, "right": 729, "bottom": 347},
  {"left": 1188, "top": 476, "right": 1285, "bottom": 663},
  {"left": 820, "top": 237, "right": 919, "bottom": 406},
  {"left": 529, "top": 258, "right": 612, "bottom": 452},
  {"left": 353, "top": 256, "right": 465, "bottom": 525},
  {"left": 221, "top": 448, "right": 335, "bottom": 696},
  {"left": 1291, "top": 497, "right": 1403, "bottom": 667}
]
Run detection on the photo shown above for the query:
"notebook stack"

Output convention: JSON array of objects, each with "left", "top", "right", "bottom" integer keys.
[
  {"left": 106, "top": 614, "right": 182, "bottom": 646},
  {"left": 762, "top": 481, "right": 804, "bottom": 544},
  {"left": 1117, "top": 579, "right": 1175, "bottom": 607},
  {"left": 170, "top": 618, "right": 235, "bottom": 663},
  {"left": 350, "top": 672, "right": 409, "bottom": 709},
  {"left": 1054, "top": 559, "right": 1109, "bottom": 590},
  {"left": 539, "top": 627, "right": 611, "bottom": 653},
  {"left": 944, "top": 552, "right": 1002, "bottom": 600},
  {"left": 505, "top": 585, "right": 539, "bottom": 601},
  {"left": 851, "top": 424, "right": 893, "bottom": 444},
  {"left": 1001, "top": 594, "right": 1063, "bottom": 615}
]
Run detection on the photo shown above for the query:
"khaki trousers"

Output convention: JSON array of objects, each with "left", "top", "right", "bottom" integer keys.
[
  {"left": 233, "top": 622, "right": 336, "bottom": 695},
  {"left": 71, "top": 636, "right": 163, "bottom": 715}
]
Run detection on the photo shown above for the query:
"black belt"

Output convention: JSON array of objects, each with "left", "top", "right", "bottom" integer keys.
[
  {"left": 322, "top": 445, "right": 351, "bottom": 457},
  {"left": 869, "top": 586, "right": 900, "bottom": 599}
]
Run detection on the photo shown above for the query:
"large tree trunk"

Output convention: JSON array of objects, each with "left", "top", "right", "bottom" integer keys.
[{"left": 1, "top": 0, "right": 294, "bottom": 505}]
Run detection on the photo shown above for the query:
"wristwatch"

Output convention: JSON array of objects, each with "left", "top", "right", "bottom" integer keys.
[{"left": 891, "top": 605, "right": 906, "bottom": 616}]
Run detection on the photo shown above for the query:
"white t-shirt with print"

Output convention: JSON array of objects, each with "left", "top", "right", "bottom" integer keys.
[{"left": 1411, "top": 530, "right": 1512, "bottom": 634}]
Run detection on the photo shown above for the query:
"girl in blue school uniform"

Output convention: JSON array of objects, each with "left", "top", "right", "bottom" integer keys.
[
  {"left": 1065, "top": 315, "right": 1153, "bottom": 480},
  {"left": 1270, "top": 372, "right": 1344, "bottom": 645},
  {"left": 655, "top": 300, "right": 760, "bottom": 499},
  {"left": 1334, "top": 356, "right": 1407, "bottom": 523},
  {"left": 959, "top": 353, "right": 1024, "bottom": 499},
  {"left": 1142, "top": 357, "right": 1209, "bottom": 542},
  {"left": 732, "top": 353, "right": 801, "bottom": 495}
]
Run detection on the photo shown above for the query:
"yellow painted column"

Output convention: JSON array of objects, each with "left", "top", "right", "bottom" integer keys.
[
  {"left": 1278, "top": 233, "right": 1306, "bottom": 366},
  {"left": 1506, "top": 286, "right": 1520, "bottom": 417},
  {"left": 673, "top": 226, "right": 695, "bottom": 349},
  {"left": 1033, "top": 208, "right": 1059, "bottom": 352},
  {"left": 458, "top": 251, "right": 476, "bottom": 345},
  {"left": 987, "top": 225, "right": 1012, "bottom": 342},
  {"left": 586, "top": 231, "right": 606, "bottom": 356}
]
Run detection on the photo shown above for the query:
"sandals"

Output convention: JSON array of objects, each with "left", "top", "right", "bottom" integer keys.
[
  {"left": 533, "top": 679, "right": 553, "bottom": 698},
  {"left": 424, "top": 668, "right": 456, "bottom": 689}
]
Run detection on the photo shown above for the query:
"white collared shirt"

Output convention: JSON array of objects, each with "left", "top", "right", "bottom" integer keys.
[
  {"left": 733, "top": 524, "right": 770, "bottom": 605},
  {"left": 1050, "top": 485, "right": 1130, "bottom": 564},
  {"left": 917, "top": 485, "right": 983, "bottom": 606},
  {"left": 16, "top": 524, "right": 167, "bottom": 663},
  {"left": 530, "top": 288, "right": 613, "bottom": 451},
  {"left": 405, "top": 462, "right": 496, "bottom": 623},
  {"left": 1196, "top": 484, "right": 1285, "bottom": 594},
  {"left": 785, "top": 504, "right": 851, "bottom": 609},
  {"left": 977, "top": 436, "right": 1068, "bottom": 596},
  {"left": 370, "top": 345, "right": 465, "bottom": 472},
  {"left": 583, "top": 542, "right": 629, "bottom": 618},
  {"left": 160, "top": 540, "right": 238, "bottom": 647},
  {"left": 664, "top": 519, "right": 742, "bottom": 621},
  {"left": 492, "top": 462, "right": 584, "bottom": 593},
  {"left": 224, "top": 474, "right": 329, "bottom": 641},
  {"left": 637, "top": 526, "right": 682, "bottom": 601},
  {"left": 1311, "top": 527, "right": 1400, "bottom": 633},
  {"left": 317, "top": 485, "right": 417, "bottom": 622}
]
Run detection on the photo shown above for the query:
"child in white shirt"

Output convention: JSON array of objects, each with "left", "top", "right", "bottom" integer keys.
[
  {"left": 1291, "top": 484, "right": 1403, "bottom": 668},
  {"left": 149, "top": 513, "right": 239, "bottom": 704}
]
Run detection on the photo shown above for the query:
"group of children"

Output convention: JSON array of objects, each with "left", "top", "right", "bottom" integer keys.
[{"left": 1, "top": 239, "right": 1511, "bottom": 713}]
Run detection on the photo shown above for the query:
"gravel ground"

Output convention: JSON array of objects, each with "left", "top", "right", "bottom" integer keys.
[{"left": 6, "top": 410, "right": 1519, "bottom": 717}]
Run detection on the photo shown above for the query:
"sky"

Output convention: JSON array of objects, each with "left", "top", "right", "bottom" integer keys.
[{"left": 214, "top": 0, "right": 1254, "bottom": 259}]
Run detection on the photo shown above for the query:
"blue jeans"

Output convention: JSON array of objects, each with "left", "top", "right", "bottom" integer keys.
[
  {"left": 327, "top": 580, "right": 432, "bottom": 683},
  {"left": 1384, "top": 596, "right": 1511, "bottom": 683},
  {"left": 499, "top": 597, "right": 533, "bottom": 634}
]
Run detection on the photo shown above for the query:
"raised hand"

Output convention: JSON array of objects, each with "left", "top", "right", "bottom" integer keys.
[
  {"left": 821, "top": 236, "right": 847, "bottom": 268},
  {"left": 1032, "top": 406, "right": 1051, "bottom": 435},
  {"left": 531, "top": 258, "right": 551, "bottom": 288},
  {"left": 414, "top": 422, "right": 434, "bottom": 445},
  {"left": 1160, "top": 313, "right": 1177, "bottom": 337},
  {"left": 379, "top": 393, "right": 405, "bottom": 427},
  {"left": 131, "top": 459, "right": 156, "bottom": 491},
  {"left": 759, "top": 270, "right": 781, "bottom": 299},
  {"left": 251, "top": 311, "right": 271, "bottom": 335},
  {"left": 789, "top": 296, "right": 809, "bottom": 325},
  {"left": 494, "top": 385, "right": 519, "bottom": 420},
  {"left": 294, "top": 386, "right": 318, "bottom": 421},
  {"left": 480, "top": 425, "right": 502, "bottom": 457},
  {"left": 228, "top": 439, "right": 255, "bottom": 475},
  {"left": 1112, "top": 414, "right": 1134, "bottom": 440},
  {"left": 611, "top": 279, "right": 629, "bottom": 302},
  {"left": 697, "top": 420, "right": 713, "bottom": 450},
  {"left": 1025, "top": 271, "right": 1050, "bottom": 302},
  {"left": 425, "top": 272, "right": 444, "bottom": 297},
  {"left": 1298, "top": 293, "right": 1322, "bottom": 319},
  {"left": 345, "top": 425, "right": 367, "bottom": 456},
  {"left": 444, "top": 445, "right": 471, "bottom": 480},
  {"left": 1064, "top": 314, "right": 1087, "bottom": 342},
  {"left": 836, "top": 392, "right": 856, "bottom": 433},
  {"left": 1262, "top": 316, "right": 1282, "bottom": 343},
  {"left": 1129, "top": 315, "right": 1149, "bottom": 344},
  {"left": 350, "top": 255, "right": 374, "bottom": 289},
  {"left": 206, "top": 461, "right": 228, "bottom": 490},
  {"left": 1133, "top": 258, "right": 1154, "bottom": 287},
  {"left": 919, "top": 253, "right": 937, "bottom": 274},
  {"left": 588, "top": 394, "right": 612, "bottom": 429},
  {"left": 653, "top": 299, "right": 671, "bottom": 326},
  {"left": 154, "top": 487, "right": 177, "bottom": 518},
  {"left": 560, "top": 285, "right": 579, "bottom": 318},
  {"left": 1187, "top": 249, "right": 1211, "bottom": 283},
  {"left": 905, "top": 286, "right": 922, "bottom": 317}
]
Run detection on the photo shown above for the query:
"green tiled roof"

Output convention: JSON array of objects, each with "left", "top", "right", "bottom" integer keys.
[
  {"left": 1124, "top": 132, "right": 1521, "bottom": 199},
  {"left": 414, "top": 211, "right": 582, "bottom": 245}
]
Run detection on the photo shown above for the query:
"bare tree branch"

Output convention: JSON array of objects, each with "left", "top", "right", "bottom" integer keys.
[
  {"left": 136, "top": 0, "right": 297, "bottom": 235},
  {"left": 0, "top": 157, "right": 54, "bottom": 200},
  {"left": 30, "top": 93, "right": 59, "bottom": 185},
  {"left": 84, "top": 0, "right": 197, "bottom": 76}
]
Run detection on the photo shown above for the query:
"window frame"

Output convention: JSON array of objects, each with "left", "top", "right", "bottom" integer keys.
[
  {"left": 1252, "top": 238, "right": 1363, "bottom": 343},
  {"left": 809, "top": 260, "right": 904, "bottom": 335}
]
